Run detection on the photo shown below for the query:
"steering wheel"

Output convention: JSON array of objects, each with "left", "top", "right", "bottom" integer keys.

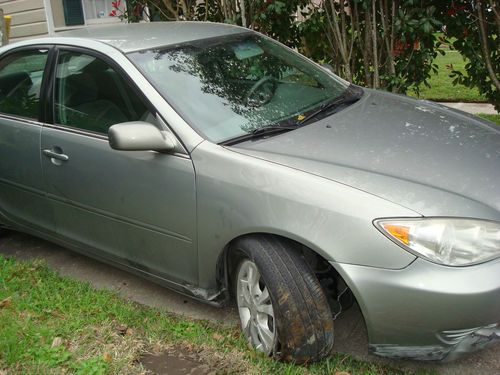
[{"left": 245, "top": 76, "right": 277, "bottom": 107}]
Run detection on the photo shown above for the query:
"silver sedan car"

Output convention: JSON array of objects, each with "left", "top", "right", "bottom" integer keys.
[{"left": 0, "top": 22, "right": 498, "bottom": 363}]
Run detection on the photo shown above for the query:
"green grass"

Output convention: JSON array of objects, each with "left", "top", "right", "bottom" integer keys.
[
  {"left": 0, "top": 255, "right": 437, "bottom": 374},
  {"left": 478, "top": 114, "right": 500, "bottom": 124},
  {"left": 409, "top": 49, "right": 486, "bottom": 102}
]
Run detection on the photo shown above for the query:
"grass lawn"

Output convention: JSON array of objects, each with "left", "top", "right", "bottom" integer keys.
[
  {"left": 408, "top": 49, "right": 486, "bottom": 102},
  {"left": 0, "top": 255, "right": 437, "bottom": 374},
  {"left": 478, "top": 114, "right": 500, "bottom": 125}
]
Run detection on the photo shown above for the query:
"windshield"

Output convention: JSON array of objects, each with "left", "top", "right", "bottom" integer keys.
[{"left": 128, "top": 33, "right": 350, "bottom": 143}]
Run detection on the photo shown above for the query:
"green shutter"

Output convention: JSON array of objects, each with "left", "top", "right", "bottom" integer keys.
[{"left": 63, "top": 0, "right": 85, "bottom": 26}]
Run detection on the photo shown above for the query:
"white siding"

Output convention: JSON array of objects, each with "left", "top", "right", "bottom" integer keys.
[{"left": 0, "top": 0, "right": 48, "bottom": 41}]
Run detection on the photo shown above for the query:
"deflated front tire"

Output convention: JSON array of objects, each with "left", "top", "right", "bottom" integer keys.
[{"left": 232, "top": 235, "right": 334, "bottom": 363}]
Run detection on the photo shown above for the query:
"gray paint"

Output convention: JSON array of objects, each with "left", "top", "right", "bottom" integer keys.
[
  {"left": 0, "top": 117, "right": 55, "bottom": 232},
  {"left": 57, "top": 22, "right": 251, "bottom": 53},
  {"left": 41, "top": 125, "right": 198, "bottom": 284},
  {"left": 335, "top": 257, "right": 500, "bottom": 360},
  {"left": 233, "top": 89, "right": 500, "bottom": 220},
  {"left": 192, "top": 140, "right": 418, "bottom": 290},
  {"left": 108, "top": 121, "right": 176, "bottom": 152}
]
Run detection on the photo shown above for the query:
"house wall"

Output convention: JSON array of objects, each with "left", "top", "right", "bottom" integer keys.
[
  {"left": 50, "top": 0, "right": 66, "bottom": 28},
  {"left": 0, "top": 0, "right": 48, "bottom": 42}
]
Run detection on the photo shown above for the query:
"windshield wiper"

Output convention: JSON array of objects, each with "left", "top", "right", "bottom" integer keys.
[
  {"left": 220, "top": 124, "right": 299, "bottom": 146},
  {"left": 219, "top": 86, "right": 363, "bottom": 146},
  {"left": 297, "top": 85, "right": 363, "bottom": 126}
]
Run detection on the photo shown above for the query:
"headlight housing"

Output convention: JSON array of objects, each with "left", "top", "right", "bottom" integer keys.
[{"left": 375, "top": 218, "right": 500, "bottom": 266}]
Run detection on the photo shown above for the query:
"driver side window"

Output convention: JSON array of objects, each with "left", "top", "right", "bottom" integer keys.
[{"left": 55, "top": 50, "right": 153, "bottom": 134}]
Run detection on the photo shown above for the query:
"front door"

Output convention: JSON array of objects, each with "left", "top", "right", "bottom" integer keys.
[{"left": 41, "top": 48, "right": 198, "bottom": 284}]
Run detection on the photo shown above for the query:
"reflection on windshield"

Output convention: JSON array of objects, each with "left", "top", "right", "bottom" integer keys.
[{"left": 129, "top": 34, "right": 349, "bottom": 142}]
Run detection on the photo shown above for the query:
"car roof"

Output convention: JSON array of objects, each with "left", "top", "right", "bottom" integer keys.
[{"left": 56, "top": 22, "right": 251, "bottom": 53}]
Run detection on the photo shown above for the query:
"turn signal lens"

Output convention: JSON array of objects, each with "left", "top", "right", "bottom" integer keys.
[{"left": 382, "top": 224, "right": 410, "bottom": 245}]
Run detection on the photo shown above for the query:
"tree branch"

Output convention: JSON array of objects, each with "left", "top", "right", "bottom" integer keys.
[
  {"left": 161, "top": 0, "right": 179, "bottom": 20},
  {"left": 324, "top": 0, "right": 352, "bottom": 80}
]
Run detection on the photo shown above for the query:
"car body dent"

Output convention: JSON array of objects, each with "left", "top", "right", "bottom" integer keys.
[
  {"left": 370, "top": 323, "right": 500, "bottom": 362},
  {"left": 192, "top": 140, "right": 419, "bottom": 290}
]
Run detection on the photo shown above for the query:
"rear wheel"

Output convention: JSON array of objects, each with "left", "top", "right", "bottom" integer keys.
[{"left": 232, "top": 236, "right": 334, "bottom": 363}]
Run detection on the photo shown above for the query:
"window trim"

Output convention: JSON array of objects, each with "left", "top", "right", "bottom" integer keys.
[
  {"left": 46, "top": 44, "right": 189, "bottom": 156},
  {"left": 48, "top": 45, "right": 160, "bottom": 138}
]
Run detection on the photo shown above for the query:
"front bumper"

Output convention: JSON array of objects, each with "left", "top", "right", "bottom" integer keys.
[{"left": 332, "top": 257, "right": 500, "bottom": 361}]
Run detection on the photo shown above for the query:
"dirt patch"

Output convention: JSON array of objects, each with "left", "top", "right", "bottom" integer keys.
[
  {"left": 141, "top": 348, "right": 213, "bottom": 375},
  {"left": 140, "top": 344, "right": 249, "bottom": 375}
]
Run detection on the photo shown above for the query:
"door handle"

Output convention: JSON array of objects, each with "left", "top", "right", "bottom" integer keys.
[{"left": 43, "top": 149, "right": 69, "bottom": 162}]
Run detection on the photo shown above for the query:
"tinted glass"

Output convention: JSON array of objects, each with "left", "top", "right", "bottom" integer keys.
[
  {"left": 0, "top": 49, "right": 49, "bottom": 120},
  {"left": 55, "top": 51, "right": 153, "bottom": 134},
  {"left": 129, "top": 34, "right": 349, "bottom": 142}
]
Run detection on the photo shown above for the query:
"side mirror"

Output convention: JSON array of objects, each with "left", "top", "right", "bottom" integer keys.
[{"left": 108, "top": 121, "right": 176, "bottom": 152}]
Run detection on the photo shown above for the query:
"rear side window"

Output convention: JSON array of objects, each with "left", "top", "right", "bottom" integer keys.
[
  {"left": 54, "top": 50, "right": 152, "bottom": 134},
  {"left": 0, "top": 49, "right": 49, "bottom": 120}
]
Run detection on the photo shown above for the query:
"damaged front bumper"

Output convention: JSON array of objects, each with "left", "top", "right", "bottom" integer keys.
[
  {"left": 371, "top": 323, "right": 500, "bottom": 361},
  {"left": 331, "top": 257, "right": 500, "bottom": 361}
]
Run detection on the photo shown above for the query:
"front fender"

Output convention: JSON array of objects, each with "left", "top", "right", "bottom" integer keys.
[{"left": 192, "top": 141, "right": 419, "bottom": 289}]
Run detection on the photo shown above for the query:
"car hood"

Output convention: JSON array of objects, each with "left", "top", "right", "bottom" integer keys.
[{"left": 231, "top": 89, "right": 500, "bottom": 219}]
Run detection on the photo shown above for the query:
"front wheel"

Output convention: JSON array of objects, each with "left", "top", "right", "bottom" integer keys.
[
  {"left": 233, "top": 236, "right": 334, "bottom": 363},
  {"left": 236, "top": 259, "right": 277, "bottom": 355}
]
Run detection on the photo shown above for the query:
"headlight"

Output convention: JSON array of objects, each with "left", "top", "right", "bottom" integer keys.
[{"left": 375, "top": 218, "right": 500, "bottom": 266}]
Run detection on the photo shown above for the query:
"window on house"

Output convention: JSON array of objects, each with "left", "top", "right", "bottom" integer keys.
[
  {"left": 83, "top": 0, "right": 125, "bottom": 23},
  {"left": 61, "top": 0, "right": 125, "bottom": 27},
  {"left": 62, "top": 0, "right": 85, "bottom": 26}
]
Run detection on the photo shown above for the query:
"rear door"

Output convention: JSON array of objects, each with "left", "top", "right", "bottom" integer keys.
[
  {"left": 41, "top": 47, "right": 198, "bottom": 284},
  {"left": 0, "top": 47, "right": 55, "bottom": 233}
]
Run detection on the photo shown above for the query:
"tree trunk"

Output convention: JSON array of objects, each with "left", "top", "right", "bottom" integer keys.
[
  {"left": 159, "top": 0, "right": 179, "bottom": 20},
  {"left": 371, "top": 0, "right": 380, "bottom": 88},
  {"left": 180, "top": 0, "right": 189, "bottom": 19},
  {"left": 379, "top": 0, "right": 396, "bottom": 90},
  {"left": 239, "top": 0, "right": 247, "bottom": 27},
  {"left": 325, "top": 0, "right": 352, "bottom": 81},
  {"left": 364, "top": 4, "right": 374, "bottom": 87},
  {"left": 477, "top": 0, "right": 500, "bottom": 92},
  {"left": 352, "top": 1, "right": 370, "bottom": 86}
]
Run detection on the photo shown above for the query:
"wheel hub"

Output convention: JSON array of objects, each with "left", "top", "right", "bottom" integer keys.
[{"left": 236, "top": 259, "right": 276, "bottom": 355}]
